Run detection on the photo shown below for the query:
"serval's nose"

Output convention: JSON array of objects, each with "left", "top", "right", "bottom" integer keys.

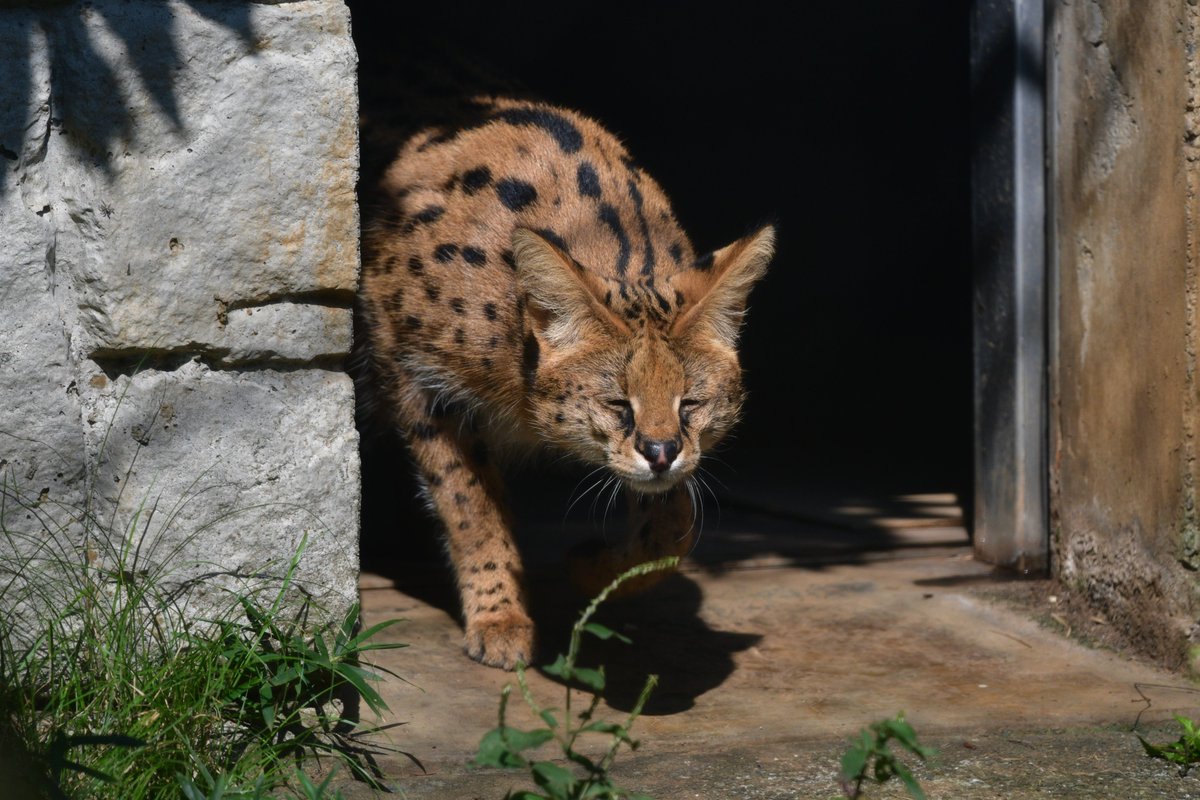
[{"left": 636, "top": 435, "right": 680, "bottom": 474}]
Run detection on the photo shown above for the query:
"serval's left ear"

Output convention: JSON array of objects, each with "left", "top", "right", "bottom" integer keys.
[{"left": 669, "top": 224, "right": 774, "bottom": 349}]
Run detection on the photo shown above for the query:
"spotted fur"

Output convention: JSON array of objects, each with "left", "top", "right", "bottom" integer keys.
[{"left": 360, "top": 97, "right": 773, "bottom": 669}]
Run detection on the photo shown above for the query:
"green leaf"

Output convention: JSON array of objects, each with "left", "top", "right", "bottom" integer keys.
[
  {"left": 572, "top": 666, "right": 605, "bottom": 692},
  {"left": 579, "top": 721, "right": 633, "bottom": 743},
  {"left": 543, "top": 653, "right": 572, "bottom": 681},
  {"left": 840, "top": 744, "right": 869, "bottom": 782},
  {"left": 504, "top": 727, "right": 556, "bottom": 752},
  {"left": 505, "top": 792, "right": 549, "bottom": 800},
  {"left": 894, "top": 762, "right": 928, "bottom": 800},
  {"left": 334, "top": 662, "right": 389, "bottom": 716},
  {"left": 531, "top": 761, "right": 578, "bottom": 795},
  {"left": 474, "top": 728, "right": 527, "bottom": 768},
  {"left": 582, "top": 622, "right": 632, "bottom": 644},
  {"left": 1138, "top": 735, "right": 1167, "bottom": 759},
  {"left": 539, "top": 709, "right": 560, "bottom": 729},
  {"left": 475, "top": 726, "right": 556, "bottom": 768}
]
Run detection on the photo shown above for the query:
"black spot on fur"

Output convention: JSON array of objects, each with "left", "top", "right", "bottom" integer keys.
[
  {"left": 555, "top": 412, "right": 565, "bottom": 424},
  {"left": 425, "top": 284, "right": 441, "bottom": 302},
  {"left": 493, "top": 107, "right": 583, "bottom": 153},
  {"left": 484, "top": 303, "right": 498, "bottom": 320},
  {"left": 450, "top": 298, "right": 466, "bottom": 314},
  {"left": 488, "top": 336, "right": 499, "bottom": 349},
  {"left": 483, "top": 561, "right": 497, "bottom": 571},
  {"left": 458, "top": 520, "right": 470, "bottom": 530},
  {"left": 652, "top": 289, "right": 671, "bottom": 314},
  {"left": 405, "top": 315, "right": 422, "bottom": 329},
  {"left": 407, "top": 256, "right": 424, "bottom": 275},
  {"left": 454, "top": 327, "right": 466, "bottom": 344},
  {"left": 577, "top": 162, "right": 601, "bottom": 198},
  {"left": 598, "top": 203, "right": 631, "bottom": 275},
  {"left": 414, "top": 206, "right": 444, "bottom": 224},
  {"left": 627, "top": 179, "right": 655, "bottom": 275},
  {"left": 675, "top": 289, "right": 686, "bottom": 307},
  {"left": 496, "top": 178, "right": 538, "bottom": 211},
  {"left": 694, "top": 252, "right": 715, "bottom": 271},
  {"left": 603, "top": 289, "right": 612, "bottom": 307},
  {"left": 481, "top": 357, "right": 493, "bottom": 369},
  {"left": 533, "top": 228, "right": 569, "bottom": 254},
  {"left": 669, "top": 243, "right": 683, "bottom": 264},
  {"left": 462, "top": 246, "right": 487, "bottom": 266},
  {"left": 454, "top": 492, "right": 468, "bottom": 506},
  {"left": 425, "top": 472, "right": 444, "bottom": 487},
  {"left": 462, "top": 166, "right": 492, "bottom": 194},
  {"left": 434, "top": 243, "right": 459, "bottom": 262},
  {"left": 383, "top": 286, "right": 404, "bottom": 313},
  {"left": 522, "top": 333, "right": 539, "bottom": 384},
  {"left": 501, "top": 249, "right": 517, "bottom": 270}
]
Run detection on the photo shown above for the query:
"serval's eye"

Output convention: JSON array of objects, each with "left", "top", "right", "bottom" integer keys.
[
  {"left": 605, "top": 399, "right": 633, "bottom": 427},
  {"left": 679, "top": 398, "right": 704, "bottom": 425}
]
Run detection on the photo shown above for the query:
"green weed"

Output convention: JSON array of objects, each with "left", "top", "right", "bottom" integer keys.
[
  {"left": 0, "top": 467, "right": 410, "bottom": 799},
  {"left": 838, "top": 713, "right": 934, "bottom": 800},
  {"left": 473, "top": 557, "right": 679, "bottom": 800},
  {"left": 1138, "top": 714, "right": 1200, "bottom": 776}
]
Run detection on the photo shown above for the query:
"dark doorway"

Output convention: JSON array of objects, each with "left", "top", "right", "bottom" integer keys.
[{"left": 349, "top": 3, "right": 973, "bottom": 568}]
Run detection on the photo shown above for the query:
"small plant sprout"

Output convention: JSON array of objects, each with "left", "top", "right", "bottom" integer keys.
[
  {"left": 1138, "top": 714, "right": 1200, "bottom": 776},
  {"left": 473, "top": 557, "right": 679, "bottom": 800},
  {"left": 838, "top": 713, "right": 934, "bottom": 800}
]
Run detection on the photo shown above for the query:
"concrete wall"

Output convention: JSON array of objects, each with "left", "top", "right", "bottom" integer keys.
[
  {"left": 0, "top": 1, "right": 360, "bottom": 619},
  {"left": 1051, "top": 0, "right": 1200, "bottom": 668}
]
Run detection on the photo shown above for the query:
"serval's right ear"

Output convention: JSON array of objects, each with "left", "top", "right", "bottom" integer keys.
[{"left": 513, "top": 228, "right": 630, "bottom": 349}]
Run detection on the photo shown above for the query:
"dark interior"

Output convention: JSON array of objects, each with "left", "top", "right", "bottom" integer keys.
[{"left": 348, "top": 2, "right": 972, "bottom": 570}]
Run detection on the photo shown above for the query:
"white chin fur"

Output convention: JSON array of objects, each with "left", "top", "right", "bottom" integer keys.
[{"left": 622, "top": 472, "right": 683, "bottom": 495}]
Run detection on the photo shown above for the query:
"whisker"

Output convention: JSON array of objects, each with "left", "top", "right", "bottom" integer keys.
[
  {"left": 564, "top": 468, "right": 608, "bottom": 522},
  {"left": 695, "top": 470, "right": 722, "bottom": 531},
  {"left": 590, "top": 475, "right": 616, "bottom": 522},
  {"left": 697, "top": 461, "right": 730, "bottom": 491},
  {"left": 602, "top": 478, "right": 622, "bottom": 536}
]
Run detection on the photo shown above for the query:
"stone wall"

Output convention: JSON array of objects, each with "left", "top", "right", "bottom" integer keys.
[
  {"left": 0, "top": 1, "right": 360, "bottom": 618},
  {"left": 1050, "top": 0, "right": 1200, "bottom": 669}
]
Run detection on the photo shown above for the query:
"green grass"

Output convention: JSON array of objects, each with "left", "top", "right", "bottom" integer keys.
[{"left": 0, "top": 468, "right": 410, "bottom": 799}]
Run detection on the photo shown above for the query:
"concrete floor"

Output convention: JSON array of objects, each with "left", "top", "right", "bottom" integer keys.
[{"left": 342, "top": 497, "right": 1200, "bottom": 798}]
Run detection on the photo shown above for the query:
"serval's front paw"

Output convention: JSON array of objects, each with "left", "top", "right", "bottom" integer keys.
[{"left": 464, "top": 609, "right": 536, "bottom": 670}]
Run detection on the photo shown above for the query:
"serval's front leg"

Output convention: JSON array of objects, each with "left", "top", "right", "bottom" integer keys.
[
  {"left": 395, "top": 389, "right": 533, "bottom": 669},
  {"left": 568, "top": 485, "right": 695, "bottom": 598}
]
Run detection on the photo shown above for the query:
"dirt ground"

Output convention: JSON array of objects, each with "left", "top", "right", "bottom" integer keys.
[{"left": 333, "top": 494, "right": 1200, "bottom": 799}]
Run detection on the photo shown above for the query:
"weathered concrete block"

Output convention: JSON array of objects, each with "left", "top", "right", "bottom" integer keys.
[
  {"left": 80, "top": 360, "right": 359, "bottom": 611},
  {"left": 0, "top": 0, "right": 360, "bottom": 624}
]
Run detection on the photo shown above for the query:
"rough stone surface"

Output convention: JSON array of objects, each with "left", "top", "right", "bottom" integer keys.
[
  {"left": 1051, "top": 0, "right": 1200, "bottom": 670},
  {"left": 0, "top": 1, "right": 360, "bottom": 622},
  {"left": 80, "top": 360, "right": 359, "bottom": 611}
]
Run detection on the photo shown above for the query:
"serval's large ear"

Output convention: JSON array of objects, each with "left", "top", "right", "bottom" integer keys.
[
  {"left": 669, "top": 225, "right": 774, "bottom": 349},
  {"left": 513, "top": 228, "right": 630, "bottom": 349}
]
